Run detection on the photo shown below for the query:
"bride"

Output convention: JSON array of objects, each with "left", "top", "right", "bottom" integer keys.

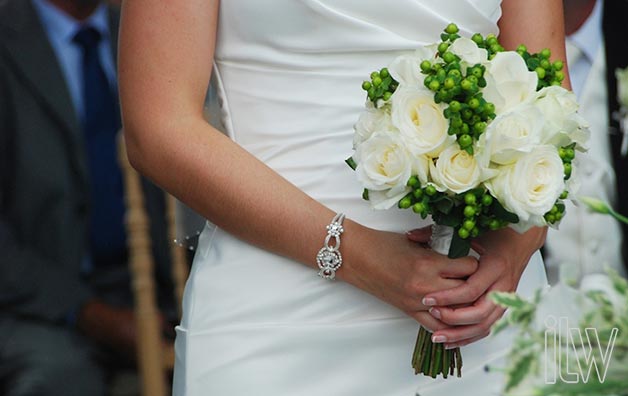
[{"left": 118, "top": 0, "right": 568, "bottom": 394}]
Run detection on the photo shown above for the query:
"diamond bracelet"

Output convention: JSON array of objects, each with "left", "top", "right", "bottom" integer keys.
[{"left": 316, "top": 213, "right": 346, "bottom": 280}]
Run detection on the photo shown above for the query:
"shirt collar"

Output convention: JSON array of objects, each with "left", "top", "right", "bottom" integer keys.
[
  {"left": 569, "top": 0, "right": 602, "bottom": 64},
  {"left": 31, "top": 0, "right": 110, "bottom": 44}
]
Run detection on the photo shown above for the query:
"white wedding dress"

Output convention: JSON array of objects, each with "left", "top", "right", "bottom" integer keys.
[{"left": 173, "top": 1, "right": 548, "bottom": 395}]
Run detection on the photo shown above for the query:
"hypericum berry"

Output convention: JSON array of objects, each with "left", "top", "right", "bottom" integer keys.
[
  {"left": 536, "top": 67, "right": 546, "bottom": 79},
  {"left": 445, "top": 23, "right": 459, "bottom": 34},
  {"left": 553, "top": 60, "right": 564, "bottom": 71},
  {"left": 472, "top": 33, "right": 484, "bottom": 45},
  {"left": 458, "top": 228, "right": 470, "bottom": 239},
  {"left": 540, "top": 48, "right": 551, "bottom": 59},
  {"left": 428, "top": 80, "right": 440, "bottom": 91},
  {"left": 564, "top": 163, "right": 572, "bottom": 178},
  {"left": 398, "top": 196, "right": 413, "bottom": 209},
  {"left": 380, "top": 67, "right": 390, "bottom": 78},
  {"left": 413, "top": 188, "right": 423, "bottom": 200},
  {"left": 458, "top": 134, "right": 473, "bottom": 148},
  {"left": 425, "top": 185, "right": 437, "bottom": 196},
  {"left": 464, "top": 192, "right": 477, "bottom": 205},
  {"left": 420, "top": 60, "right": 432, "bottom": 73},
  {"left": 559, "top": 190, "right": 568, "bottom": 200},
  {"left": 488, "top": 219, "right": 501, "bottom": 230},
  {"left": 481, "top": 194, "right": 493, "bottom": 207},
  {"left": 407, "top": 175, "right": 420, "bottom": 187},
  {"left": 463, "top": 205, "right": 476, "bottom": 218},
  {"left": 412, "top": 202, "right": 426, "bottom": 214},
  {"left": 463, "top": 219, "right": 476, "bottom": 231},
  {"left": 362, "top": 81, "right": 372, "bottom": 91},
  {"left": 383, "top": 91, "right": 392, "bottom": 101}
]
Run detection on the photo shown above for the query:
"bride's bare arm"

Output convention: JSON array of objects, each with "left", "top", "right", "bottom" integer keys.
[
  {"left": 415, "top": 0, "right": 571, "bottom": 348},
  {"left": 118, "top": 0, "right": 477, "bottom": 329}
]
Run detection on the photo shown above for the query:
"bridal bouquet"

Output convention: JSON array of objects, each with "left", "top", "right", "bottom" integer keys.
[{"left": 345, "top": 24, "right": 589, "bottom": 378}]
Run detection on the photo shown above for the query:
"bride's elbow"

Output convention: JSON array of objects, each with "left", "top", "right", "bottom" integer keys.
[{"left": 121, "top": 119, "right": 163, "bottom": 178}]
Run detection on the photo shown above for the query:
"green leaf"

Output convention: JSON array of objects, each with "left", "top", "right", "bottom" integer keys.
[
  {"left": 345, "top": 157, "right": 357, "bottom": 170},
  {"left": 489, "top": 291, "right": 527, "bottom": 310},
  {"left": 447, "top": 230, "right": 471, "bottom": 258},
  {"left": 432, "top": 211, "right": 462, "bottom": 227},
  {"left": 434, "top": 196, "right": 455, "bottom": 214},
  {"left": 491, "top": 199, "right": 519, "bottom": 224},
  {"left": 491, "top": 317, "right": 509, "bottom": 335},
  {"left": 505, "top": 353, "right": 534, "bottom": 392}
]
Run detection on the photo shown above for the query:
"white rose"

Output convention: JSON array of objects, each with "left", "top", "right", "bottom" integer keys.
[
  {"left": 486, "top": 145, "right": 565, "bottom": 230},
  {"left": 616, "top": 67, "right": 628, "bottom": 107},
  {"left": 483, "top": 51, "right": 538, "bottom": 113},
  {"left": 448, "top": 37, "right": 488, "bottom": 66},
  {"left": 391, "top": 86, "right": 453, "bottom": 157},
  {"left": 353, "top": 103, "right": 393, "bottom": 148},
  {"left": 477, "top": 103, "right": 544, "bottom": 166},
  {"left": 532, "top": 86, "right": 590, "bottom": 150},
  {"left": 354, "top": 132, "right": 414, "bottom": 209},
  {"left": 388, "top": 47, "right": 435, "bottom": 87},
  {"left": 429, "top": 145, "right": 483, "bottom": 194}
]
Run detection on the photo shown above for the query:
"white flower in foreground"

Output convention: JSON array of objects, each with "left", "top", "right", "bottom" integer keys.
[
  {"left": 477, "top": 103, "right": 544, "bottom": 166},
  {"left": 353, "top": 102, "right": 393, "bottom": 148},
  {"left": 354, "top": 132, "right": 417, "bottom": 209},
  {"left": 532, "top": 86, "right": 590, "bottom": 150},
  {"left": 388, "top": 47, "right": 435, "bottom": 87},
  {"left": 448, "top": 37, "right": 487, "bottom": 66},
  {"left": 483, "top": 51, "right": 538, "bottom": 113},
  {"left": 391, "top": 86, "right": 453, "bottom": 157},
  {"left": 486, "top": 145, "right": 565, "bottom": 230},
  {"left": 429, "top": 145, "right": 484, "bottom": 194}
]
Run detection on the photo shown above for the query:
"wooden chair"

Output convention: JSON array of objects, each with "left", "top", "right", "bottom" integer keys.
[{"left": 118, "top": 134, "right": 190, "bottom": 396}]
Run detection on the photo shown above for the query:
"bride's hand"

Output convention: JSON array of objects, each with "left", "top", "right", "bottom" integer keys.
[
  {"left": 338, "top": 224, "right": 479, "bottom": 333},
  {"left": 408, "top": 226, "right": 546, "bottom": 349}
]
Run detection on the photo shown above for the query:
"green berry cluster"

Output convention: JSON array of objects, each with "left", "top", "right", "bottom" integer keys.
[
  {"left": 422, "top": 24, "right": 497, "bottom": 153},
  {"left": 397, "top": 176, "right": 438, "bottom": 218},
  {"left": 362, "top": 67, "right": 398, "bottom": 103},
  {"left": 396, "top": 175, "right": 513, "bottom": 241},
  {"left": 541, "top": 144, "right": 575, "bottom": 226},
  {"left": 454, "top": 190, "right": 510, "bottom": 240},
  {"left": 558, "top": 143, "right": 576, "bottom": 180},
  {"left": 516, "top": 45, "right": 565, "bottom": 89},
  {"left": 544, "top": 202, "right": 566, "bottom": 225},
  {"left": 471, "top": 33, "right": 505, "bottom": 59}
]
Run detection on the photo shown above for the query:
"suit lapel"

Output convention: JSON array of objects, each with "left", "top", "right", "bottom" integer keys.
[{"left": 0, "top": 0, "right": 89, "bottom": 187}]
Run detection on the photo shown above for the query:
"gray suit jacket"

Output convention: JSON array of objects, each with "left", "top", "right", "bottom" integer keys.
[{"left": 0, "top": 0, "right": 175, "bottom": 323}]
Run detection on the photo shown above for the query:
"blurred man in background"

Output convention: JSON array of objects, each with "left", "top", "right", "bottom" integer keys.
[{"left": 0, "top": 0, "right": 177, "bottom": 394}]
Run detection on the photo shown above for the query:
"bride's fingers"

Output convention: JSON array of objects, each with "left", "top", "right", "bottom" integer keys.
[
  {"left": 412, "top": 311, "right": 450, "bottom": 333},
  {"left": 438, "top": 257, "right": 479, "bottom": 279},
  {"left": 405, "top": 227, "right": 432, "bottom": 243},
  {"left": 430, "top": 306, "right": 506, "bottom": 344},
  {"left": 444, "top": 332, "right": 490, "bottom": 350},
  {"left": 422, "top": 262, "right": 500, "bottom": 307},
  {"left": 428, "top": 292, "right": 494, "bottom": 325}
]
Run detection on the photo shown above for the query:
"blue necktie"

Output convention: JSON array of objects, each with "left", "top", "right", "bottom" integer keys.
[{"left": 73, "top": 27, "right": 127, "bottom": 266}]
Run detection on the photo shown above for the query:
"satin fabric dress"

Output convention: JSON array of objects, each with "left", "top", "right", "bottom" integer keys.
[{"left": 173, "top": 1, "right": 548, "bottom": 394}]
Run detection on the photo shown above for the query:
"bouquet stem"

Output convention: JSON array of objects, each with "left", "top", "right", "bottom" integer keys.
[
  {"left": 412, "top": 327, "right": 462, "bottom": 378},
  {"left": 411, "top": 224, "right": 463, "bottom": 378}
]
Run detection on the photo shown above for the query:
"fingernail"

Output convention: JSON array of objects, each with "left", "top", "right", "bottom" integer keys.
[
  {"left": 422, "top": 297, "right": 436, "bottom": 306},
  {"left": 445, "top": 344, "right": 457, "bottom": 350},
  {"left": 432, "top": 335, "right": 447, "bottom": 343},
  {"left": 428, "top": 307, "right": 441, "bottom": 319}
]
